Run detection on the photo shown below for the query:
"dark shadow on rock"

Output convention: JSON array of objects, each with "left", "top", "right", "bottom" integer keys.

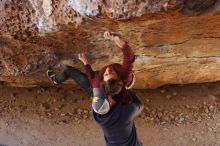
[{"left": 181, "top": 0, "right": 218, "bottom": 15}]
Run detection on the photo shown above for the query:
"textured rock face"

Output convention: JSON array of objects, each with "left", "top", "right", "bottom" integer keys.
[
  {"left": 0, "top": 0, "right": 220, "bottom": 89},
  {"left": 1, "top": 0, "right": 219, "bottom": 36}
]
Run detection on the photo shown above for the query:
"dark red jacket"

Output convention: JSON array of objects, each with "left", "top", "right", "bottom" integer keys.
[{"left": 84, "top": 42, "right": 135, "bottom": 104}]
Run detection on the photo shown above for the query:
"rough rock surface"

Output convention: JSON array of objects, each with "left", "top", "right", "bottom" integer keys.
[
  {"left": 0, "top": 0, "right": 220, "bottom": 88},
  {"left": 1, "top": 0, "right": 219, "bottom": 35}
]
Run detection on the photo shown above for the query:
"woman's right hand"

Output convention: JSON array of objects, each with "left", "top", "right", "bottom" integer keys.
[
  {"left": 78, "top": 53, "right": 88, "bottom": 65},
  {"left": 104, "top": 31, "right": 125, "bottom": 48}
]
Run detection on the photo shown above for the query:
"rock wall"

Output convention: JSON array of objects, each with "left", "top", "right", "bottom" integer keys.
[{"left": 0, "top": 0, "right": 220, "bottom": 89}]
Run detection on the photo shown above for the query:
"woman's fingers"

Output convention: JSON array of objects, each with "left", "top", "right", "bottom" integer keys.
[
  {"left": 78, "top": 53, "right": 86, "bottom": 61},
  {"left": 78, "top": 53, "right": 83, "bottom": 60},
  {"left": 78, "top": 53, "right": 81, "bottom": 59},
  {"left": 104, "top": 31, "right": 111, "bottom": 39}
]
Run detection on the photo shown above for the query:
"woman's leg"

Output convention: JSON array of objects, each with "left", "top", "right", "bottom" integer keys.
[{"left": 48, "top": 66, "right": 92, "bottom": 96}]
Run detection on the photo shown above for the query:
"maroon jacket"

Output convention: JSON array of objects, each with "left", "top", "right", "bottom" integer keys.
[{"left": 84, "top": 42, "right": 135, "bottom": 104}]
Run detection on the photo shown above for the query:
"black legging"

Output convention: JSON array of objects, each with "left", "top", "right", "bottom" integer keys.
[{"left": 53, "top": 66, "right": 92, "bottom": 96}]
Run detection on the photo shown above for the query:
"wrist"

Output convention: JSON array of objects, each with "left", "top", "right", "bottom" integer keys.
[
  {"left": 112, "top": 36, "right": 125, "bottom": 48},
  {"left": 83, "top": 61, "right": 88, "bottom": 65}
]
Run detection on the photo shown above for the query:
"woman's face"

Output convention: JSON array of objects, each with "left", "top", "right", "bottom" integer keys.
[{"left": 103, "top": 67, "right": 118, "bottom": 81}]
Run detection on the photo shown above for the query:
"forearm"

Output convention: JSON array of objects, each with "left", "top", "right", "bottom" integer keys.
[
  {"left": 121, "top": 42, "right": 135, "bottom": 86},
  {"left": 84, "top": 64, "right": 95, "bottom": 81},
  {"left": 110, "top": 34, "right": 135, "bottom": 64},
  {"left": 113, "top": 38, "right": 126, "bottom": 48},
  {"left": 122, "top": 42, "right": 135, "bottom": 64}
]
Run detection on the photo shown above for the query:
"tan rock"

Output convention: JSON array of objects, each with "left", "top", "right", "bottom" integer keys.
[{"left": 0, "top": 0, "right": 220, "bottom": 89}]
